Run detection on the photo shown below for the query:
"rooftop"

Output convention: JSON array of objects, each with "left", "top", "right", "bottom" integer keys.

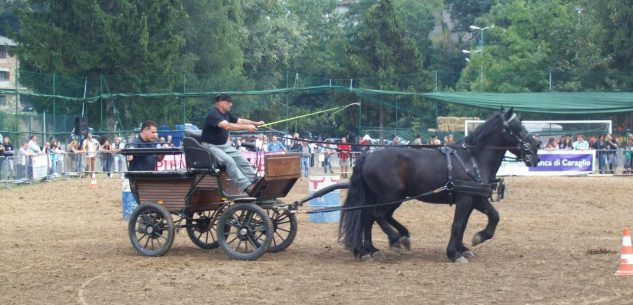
[{"left": 0, "top": 36, "right": 17, "bottom": 46}]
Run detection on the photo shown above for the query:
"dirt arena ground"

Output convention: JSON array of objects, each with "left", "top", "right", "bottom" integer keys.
[{"left": 2, "top": 175, "right": 633, "bottom": 304}]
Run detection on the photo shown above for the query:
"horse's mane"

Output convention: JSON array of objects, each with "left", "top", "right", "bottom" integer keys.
[{"left": 464, "top": 111, "right": 505, "bottom": 151}]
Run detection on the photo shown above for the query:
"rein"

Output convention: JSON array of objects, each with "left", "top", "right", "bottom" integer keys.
[{"left": 304, "top": 185, "right": 449, "bottom": 214}]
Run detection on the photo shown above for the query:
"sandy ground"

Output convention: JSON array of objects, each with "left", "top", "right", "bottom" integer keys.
[{"left": 2, "top": 174, "right": 633, "bottom": 305}]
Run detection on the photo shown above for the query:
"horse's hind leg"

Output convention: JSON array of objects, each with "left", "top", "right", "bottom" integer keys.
[
  {"left": 359, "top": 216, "right": 378, "bottom": 261},
  {"left": 375, "top": 217, "right": 400, "bottom": 252},
  {"left": 385, "top": 207, "right": 411, "bottom": 250},
  {"left": 471, "top": 198, "right": 499, "bottom": 247}
]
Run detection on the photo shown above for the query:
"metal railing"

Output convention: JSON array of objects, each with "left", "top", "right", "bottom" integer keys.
[{"left": 3, "top": 148, "right": 633, "bottom": 188}]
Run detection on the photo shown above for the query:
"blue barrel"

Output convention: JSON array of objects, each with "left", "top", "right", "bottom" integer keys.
[
  {"left": 308, "top": 191, "right": 340, "bottom": 223},
  {"left": 122, "top": 192, "right": 138, "bottom": 220}
]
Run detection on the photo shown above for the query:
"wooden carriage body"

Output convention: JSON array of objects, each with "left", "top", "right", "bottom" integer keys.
[{"left": 123, "top": 137, "right": 301, "bottom": 214}]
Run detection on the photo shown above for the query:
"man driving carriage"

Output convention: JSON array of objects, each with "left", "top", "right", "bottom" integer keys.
[{"left": 200, "top": 93, "right": 264, "bottom": 195}]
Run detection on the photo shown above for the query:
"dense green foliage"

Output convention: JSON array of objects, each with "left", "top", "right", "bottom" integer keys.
[{"left": 1, "top": 0, "right": 632, "bottom": 136}]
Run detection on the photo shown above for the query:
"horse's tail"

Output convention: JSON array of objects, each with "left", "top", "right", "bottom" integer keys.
[{"left": 338, "top": 153, "right": 370, "bottom": 253}]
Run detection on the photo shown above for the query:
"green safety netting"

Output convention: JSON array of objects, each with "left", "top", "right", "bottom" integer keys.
[
  {"left": 419, "top": 92, "right": 633, "bottom": 114},
  {"left": 3, "top": 78, "right": 633, "bottom": 114}
]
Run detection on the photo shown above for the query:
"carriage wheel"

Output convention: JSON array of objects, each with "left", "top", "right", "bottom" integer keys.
[
  {"left": 217, "top": 203, "right": 273, "bottom": 260},
  {"left": 185, "top": 207, "right": 224, "bottom": 250},
  {"left": 128, "top": 203, "right": 175, "bottom": 257},
  {"left": 266, "top": 208, "right": 298, "bottom": 253}
]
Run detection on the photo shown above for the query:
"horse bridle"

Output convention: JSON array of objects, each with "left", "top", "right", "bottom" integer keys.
[{"left": 502, "top": 112, "right": 538, "bottom": 165}]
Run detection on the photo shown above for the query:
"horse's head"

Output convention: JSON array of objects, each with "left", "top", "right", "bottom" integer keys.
[{"left": 500, "top": 108, "right": 541, "bottom": 167}]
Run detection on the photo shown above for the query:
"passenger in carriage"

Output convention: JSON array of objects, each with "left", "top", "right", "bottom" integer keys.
[
  {"left": 200, "top": 93, "right": 265, "bottom": 195},
  {"left": 127, "top": 120, "right": 164, "bottom": 171}
]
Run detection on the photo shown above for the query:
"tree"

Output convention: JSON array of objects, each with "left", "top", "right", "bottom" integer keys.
[
  {"left": 584, "top": 0, "right": 633, "bottom": 90},
  {"left": 345, "top": 0, "right": 428, "bottom": 139},
  {"left": 458, "top": 0, "right": 610, "bottom": 92},
  {"left": 14, "top": 0, "right": 187, "bottom": 130},
  {"left": 444, "top": 0, "right": 495, "bottom": 33}
]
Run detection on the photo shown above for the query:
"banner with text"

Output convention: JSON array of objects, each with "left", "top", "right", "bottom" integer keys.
[{"left": 497, "top": 150, "right": 595, "bottom": 176}]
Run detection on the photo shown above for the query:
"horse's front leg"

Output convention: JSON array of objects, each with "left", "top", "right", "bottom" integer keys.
[
  {"left": 447, "top": 196, "right": 474, "bottom": 263},
  {"left": 456, "top": 202, "right": 475, "bottom": 259},
  {"left": 472, "top": 198, "right": 500, "bottom": 247}
]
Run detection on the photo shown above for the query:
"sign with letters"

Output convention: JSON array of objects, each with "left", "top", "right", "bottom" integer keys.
[{"left": 497, "top": 150, "right": 595, "bottom": 176}]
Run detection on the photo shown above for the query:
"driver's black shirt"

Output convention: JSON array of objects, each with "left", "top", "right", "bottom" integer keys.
[{"left": 201, "top": 107, "right": 238, "bottom": 145}]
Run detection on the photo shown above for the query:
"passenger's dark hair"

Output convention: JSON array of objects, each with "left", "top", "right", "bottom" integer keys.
[{"left": 141, "top": 120, "right": 157, "bottom": 131}]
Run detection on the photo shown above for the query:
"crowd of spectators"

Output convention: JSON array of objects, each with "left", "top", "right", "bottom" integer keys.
[
  {"left": 5, "top": 129, "right": 633, "bottom": 181},
  {"left": 542, "top": 133, "right": 633, "bottom": 174}
]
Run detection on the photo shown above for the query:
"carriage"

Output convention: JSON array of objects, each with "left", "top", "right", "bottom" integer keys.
[
  {"left": 121, "top": 109, "right": 539, "bottom": 263},
  {"left": 121, "top": 131, "right": 306, "bottom": 260}
]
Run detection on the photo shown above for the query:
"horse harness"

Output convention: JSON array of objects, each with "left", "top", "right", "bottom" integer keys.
[{"left": 439, "top": 145, "right": 505, "bottom": 202}]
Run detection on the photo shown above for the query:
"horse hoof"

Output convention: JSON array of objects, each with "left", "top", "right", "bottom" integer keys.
[
  {"left": 372, "top": 251, "right": 386, "bottom": 260},
  {"left": 472, "top": 233, "right": 484, "bottom": 246},
  {"left": 389, "top": 241, "right": 402, "bottom": 249},
  {"left": 399, "top": 236, "right": 411, "bottom": 251},
  {"left": 454, "top": 257, "right": 469, "bottom": 264},
  {"left": 360, "top": 254, "right": 373, "bottom": 262},
  {"left": 461, "top": 250, "right": 475, "bottom": 258}
]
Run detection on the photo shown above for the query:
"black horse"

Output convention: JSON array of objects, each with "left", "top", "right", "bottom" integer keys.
[{"left": 339, "top": 108, "right": 541, "bottom": 263}]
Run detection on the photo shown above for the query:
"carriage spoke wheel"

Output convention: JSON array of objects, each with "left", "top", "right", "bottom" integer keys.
[
  {"left": 185, "top": 206, "right": 226, "bottom": 250},
  {"left": 128, "top": 203, "right": 175, "bottom": 257},
  {"left": 266, "top": 208, "right": 297, "bottom": 253},
  {"left": 217, "top": 203, "right": 273, "bottom": 260}
]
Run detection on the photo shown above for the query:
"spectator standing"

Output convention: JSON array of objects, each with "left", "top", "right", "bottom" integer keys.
[
  {"left": 322, "top": 140, "right": 334, "bottom": 174},
  {"left": 605, "top": 133, "right": 619, "bottom": 174},
  {"left": 157, "top": 137, "right": 166, "bottom": 148},
  {"left": 165, "top": 135, "right": 175, "bottom": 148},
  {"left": 338, "top": 137, "right": 351, "bottom": 178},
  {"left": 544, "top": 137, "right": 559, "bottom": 151},
  {"left": 559, "top": 136, "right": 573, "bottom": 150},
  {"left": 445, "top": 134, "right": 455, "bottom": 145},
  {"left": 359, "top": 135, "right": 370, "bottom": 153},
  {"left": 69, "top": 140, "right": 83, "bottom": 174},
  {"left": 54, "top": 141, "right": 66, "bottom": 175},
  {"left": 428, "top": 135, "right": 441, "bottom": 145},
  {"left": 289, "top": 133, "right": 311, "bottom": 178},
  {"left": 17, "top": 143, "right": 31, "bottom": 180},
  {"left": 625, "top": 134, "right": 633, "bottom": 174},
  {"left": 1, "top": 136, "right": 15, "bottom": 180},
  {"left": 412, "top": 134, "right": 423, "bottom": 145},
  {"left": 100, "top": 137, "right": 114, "bottom": 177},
  {"left": 593, "top": 134, "right": 607, "bottom": 174},
  {"left": 288, "top": 133, "right": 302, "bottom": 154},
  {"left": 82, "top": 132, "right": 100, "bottom": 177},
  {"left": 112, "top": 137, "right": 125, "bottom": 175},
  {"left": 48, "top": 141, "right": 58, "bottom": 176},
  {"left": 267, "top": 135, "right": 286, "bottom": 152},
  {"left": 392, "top": 136, "right": 401, "bottom": 146},
  {"left": 572, "top": 134, "right": 589, "bottom": 150},
  {"left": 255, "top": 134, "right": 265, "bottom": 151},
  {"left": 27, "top": 135, "right": 41, "bottom": 154}
]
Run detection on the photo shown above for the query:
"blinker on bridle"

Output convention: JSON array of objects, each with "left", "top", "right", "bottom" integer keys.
[{"left": 501, "top": 112, "right": 537, "bottom": 163}]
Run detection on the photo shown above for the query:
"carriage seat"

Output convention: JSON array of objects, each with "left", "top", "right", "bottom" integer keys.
[{"left": 182, "top": 131, "right": 222, "bottom": 173}]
